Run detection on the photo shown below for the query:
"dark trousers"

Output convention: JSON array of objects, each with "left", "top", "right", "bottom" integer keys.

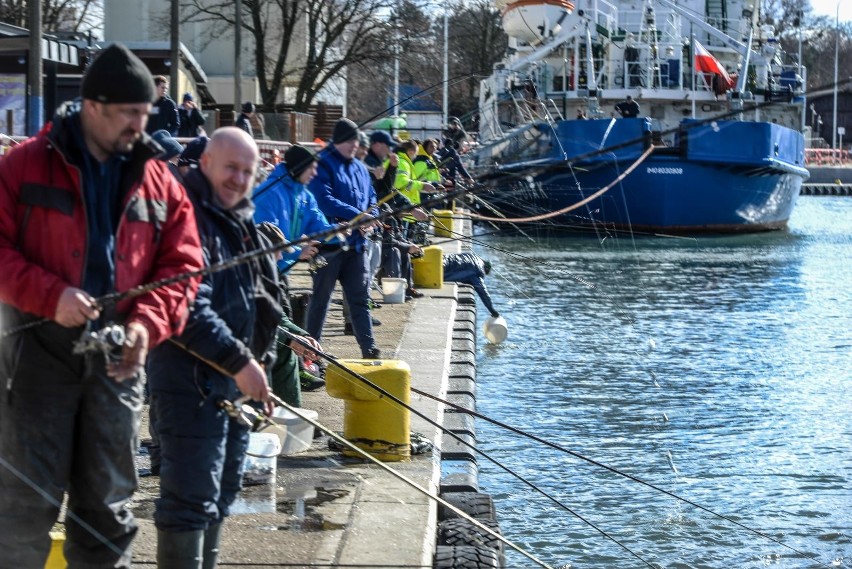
[
  {"left": 0, "top": 324, "right": 142, "bottom": 568},
  {"left": 381, "top": 245, "right": 413, "bottom": 287},
  {"left": 150, "top": 367, "right": 249, "bottom": 532},
  {"left": 306, "top": 248, "right": 376, "bottom": 356}
]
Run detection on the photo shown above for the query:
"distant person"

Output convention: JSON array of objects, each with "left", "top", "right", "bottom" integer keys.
[
  {"left": 436, "top": 138, "right": 474, "bottom": 187},
  {"left": 176, "top": 134, "right": 209, "bottom": 180},
  {"left": 0, "top": 42, "right": 203, "bottom": 567},
  {"left": 576, "top": 108, "right": 587, "bottom": 120},
  {"left": 177, "top": 92, "right": 206, "bottom": 137},
  {"left": 146, "top": 75, "right": 180, "bottom": 136},
  {"left": 442, "top": 116, "right": 468, "bottom": 147},
  {"left": 615, "top": 95, "right": 640, "bottom": 118},
  {"left": 443, "top": 252, "right": 499, "bottom": 318},
  {"left": 236, "top": 101, "right": 255, "bottom": 137},
  {"left": 307, "top": 118, "right": 381, "bottom": 359}
]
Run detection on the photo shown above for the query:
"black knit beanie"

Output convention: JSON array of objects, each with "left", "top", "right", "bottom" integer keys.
[
  {"left": 332, "top": 118, "right": 359, "bottom": 144},
  {"left": 285, "top": 145, "right": 318, "bottom": 179},
  {"left": 81, "top": 43, "right": 156, "bottom": 104}
]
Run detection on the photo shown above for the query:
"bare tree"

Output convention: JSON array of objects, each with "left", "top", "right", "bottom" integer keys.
[
  {"left": 182, "top": 0, "right": 397, "bottom": 111},
  {"left": 445, "top": 0, "right": 506, "bottom": 120},
  {"left": 0, "top": 0, "right": 103, "bottom": 34}
]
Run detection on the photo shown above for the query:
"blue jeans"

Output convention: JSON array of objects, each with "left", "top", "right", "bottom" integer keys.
[
  {"left": 150, "top": 363, "right": 249, "bottom": 532},
  {"left": 306, "top": 248, "right": 376, "bottom": 356},
  {"left": 0, "top": 323, "right": 142, "bottom": 569}
]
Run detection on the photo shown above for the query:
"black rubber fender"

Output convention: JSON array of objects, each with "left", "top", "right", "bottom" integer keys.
[
  {"left": 434, "top": 545, "right": 500, "bottom": 569},
  {"left": 438, "top": 491, "right": 496, "bottom": 521},
  {"left": 438, "top": 518, "right": 504, "bottom": 566}
]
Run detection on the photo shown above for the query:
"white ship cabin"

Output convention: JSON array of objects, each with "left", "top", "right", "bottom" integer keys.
[{"left": 479, "top": 0, "right": 805, "bottom": 141}]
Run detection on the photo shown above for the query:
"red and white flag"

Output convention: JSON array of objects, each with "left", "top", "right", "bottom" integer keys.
[{"left": 694, "top": 39, "right": 733, "bottom": 88}]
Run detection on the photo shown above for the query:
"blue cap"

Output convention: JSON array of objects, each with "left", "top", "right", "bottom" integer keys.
[
  {"left": 151, "top": 129, "right": 183, "bottom": 161},
  {"left": 369, "top": 130, "right": 394, "bottom": 146}
]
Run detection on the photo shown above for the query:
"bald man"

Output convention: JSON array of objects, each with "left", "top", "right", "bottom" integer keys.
[{"left": 146, "top": 127, "right": 283, "bottom": 566}]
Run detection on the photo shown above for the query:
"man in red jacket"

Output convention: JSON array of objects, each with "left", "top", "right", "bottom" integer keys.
[{"left": 0, "top": 43, "right": 203, "bottom": 568}]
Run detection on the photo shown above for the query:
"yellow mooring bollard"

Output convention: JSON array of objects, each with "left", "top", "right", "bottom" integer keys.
[
  {"left": 325, "top": 359, "right": 411, "bottom": 462},
  {"left": 431, "top": 209, "right": 455, "bottom": 238},
  {"left": 412, "top": 245, "right": 443, "bottom": 289},
  {"left": 45, "top": 530, "right": 66, "bottom": 568}
]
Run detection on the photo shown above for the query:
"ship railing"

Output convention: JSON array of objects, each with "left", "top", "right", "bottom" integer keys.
[
  {"left": 540, "top": 99, "right": 564, "bottom": 121},
  {"left": 584, "top": 0, "right": 618, "bottom": 34},
  {"left": 509, "top": 91, "right": 541, "bottom": 125},
  {"left": 692, "top": 71, "right": 718, "bottom": 93}
]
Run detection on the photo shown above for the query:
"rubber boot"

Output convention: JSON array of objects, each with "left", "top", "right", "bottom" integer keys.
[
  {"left": 157, "top": 529, "right": 203, "bottom": 569},
  {"left": 202, "top": 523, "right": 223, "bottom": 569}
]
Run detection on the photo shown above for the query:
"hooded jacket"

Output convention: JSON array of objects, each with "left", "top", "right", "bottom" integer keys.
[
  {"left": 253, "top": 163, "right": 337, "bottom": 271},
  {"left": 0, "top": 101, "right": 203, "bottom": 348}
]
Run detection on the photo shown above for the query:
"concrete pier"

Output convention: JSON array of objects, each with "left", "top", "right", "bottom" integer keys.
[{"left": 125, "top": 220, "right": 487, "bottom": 567}]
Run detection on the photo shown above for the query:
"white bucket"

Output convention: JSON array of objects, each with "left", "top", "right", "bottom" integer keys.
[
  {"left": 242, "top": 432, "right": 281, "bottom": 485},
  {"left": 381, "top": 278, "right": 406, "bottom": 304},
  {"left": 483, "top": 315, "right": 508, "bottom": 344},
  {"left": 270, "top": 407, "right": 319, "bottom": 455}
]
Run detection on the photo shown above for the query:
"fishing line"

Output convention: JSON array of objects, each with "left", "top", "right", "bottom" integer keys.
[
  {"left": 0, "top": 455, "right": 125, "bottom": 557},
  {"left": 426, "top": 219, "right": 637, "bottom": 325},
  {"left": 415, "top": 388, "right": 833, "bottom": 568},
  {"left": 279, "top": 332, "right": 657, "bottom": 568},
  {"left": 286, "top": 331, "right": 832, "bottom": 567},
  {"left": 465, "top": 146, "right": 656, "bottom": 223},
  {"left": 0, "top": 184, "right": 469, "bottom": 340},
  {"left": 266, "top": 391, "right": 557, "bottom": 569},
  {"left": 358, "top": 73, "right": 482, "bottom": 131}
]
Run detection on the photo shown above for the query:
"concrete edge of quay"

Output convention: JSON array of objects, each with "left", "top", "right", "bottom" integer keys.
[{"left": 119, "top": 210, "right": 507, "bottom": 568}]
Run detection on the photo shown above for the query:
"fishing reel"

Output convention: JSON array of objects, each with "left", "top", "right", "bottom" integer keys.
[
  {"left": 308, "top": 254, "right": 329, "bottom": 273},
  {"left": 72, "top": 323, "right": 126, "bottom": 363},
  {"left": 218, "top": 395, "right": 268, "bottom": 431}
]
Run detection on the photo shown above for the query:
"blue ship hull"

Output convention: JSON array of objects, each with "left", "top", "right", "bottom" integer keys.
[{"left": 473, "top": 118, "right": 809, "bottom": 233}]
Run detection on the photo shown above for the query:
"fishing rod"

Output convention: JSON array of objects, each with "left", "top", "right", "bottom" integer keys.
[
  {"left": 0, "top": 183, "right": 473, "bottom": 340},
  {"left": 283, "top": 333, "right": 834, "bottom": 569},
  {"left": 358, "top": 73, "right": 482, "bottom": 131},
  {"left": 278, "top": 330, "right": 658, "bottom": 568},
  {"left": 228, "top": 388, "right": 557, "bottom": 569},
  {"left": 427, "top": 219, "right": 636, "bottom": 324}
]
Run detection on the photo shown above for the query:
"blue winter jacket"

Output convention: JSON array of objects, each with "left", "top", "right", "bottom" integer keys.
[
  {"left": 147, "top": 169, "right": 282, "bottom": 385},
  {"left": 443, "top": 252, "right": 498, "bottom": 317},
  {"left": 253, "top": 164, "right": 337, "bottom": 271},
  {"left": 308, "top": 146, "right": 378, "bottom": 251}
]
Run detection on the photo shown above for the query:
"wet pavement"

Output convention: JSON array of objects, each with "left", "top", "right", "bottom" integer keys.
[{"left": 127, "top": 227, "right": 466, "bottom": 567}]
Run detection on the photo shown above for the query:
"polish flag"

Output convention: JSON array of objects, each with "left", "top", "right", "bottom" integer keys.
[{"left": 694, "top": 40, "right": 733, "bottom": 88}]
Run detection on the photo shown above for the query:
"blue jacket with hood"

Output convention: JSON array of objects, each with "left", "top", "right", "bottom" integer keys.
[{"left": 253, "top": 163, "right": 336, "bottom": 271}]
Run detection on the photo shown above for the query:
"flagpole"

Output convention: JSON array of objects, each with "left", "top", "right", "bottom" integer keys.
[{"left": 690, "top": 26, "right": 696, "bottom": 119}]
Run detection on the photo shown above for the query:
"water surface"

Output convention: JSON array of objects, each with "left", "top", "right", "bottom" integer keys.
[{"left": 474, "top": 197, "right": 852, "bottom": 568}]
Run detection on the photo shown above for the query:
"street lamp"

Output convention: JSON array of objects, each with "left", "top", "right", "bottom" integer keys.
[{"left": 832, "top": 0, "right": 839, "bottom": 154}]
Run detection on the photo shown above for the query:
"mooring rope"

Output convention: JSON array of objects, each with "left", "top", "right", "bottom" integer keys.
[{"left": 465, "top": 145, "right": 656, "bottom": 223}]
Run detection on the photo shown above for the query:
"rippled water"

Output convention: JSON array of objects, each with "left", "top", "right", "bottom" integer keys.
[{"left": 474, "top": 197, "right": 852, "bottom": 569}]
